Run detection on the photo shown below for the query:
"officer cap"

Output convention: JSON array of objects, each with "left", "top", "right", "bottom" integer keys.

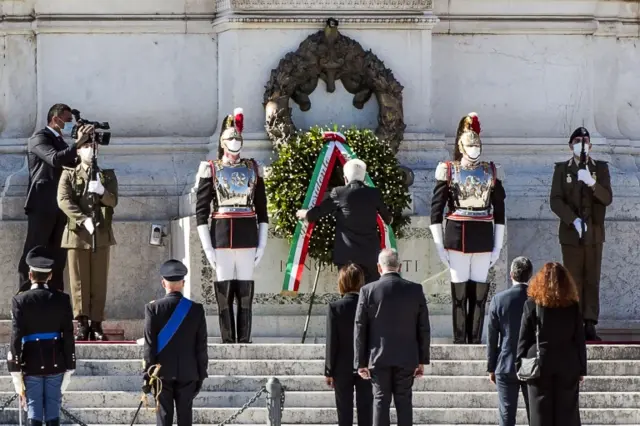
[
  {"left": 26, "top": 246, "right": 54, "bottom": 273},
  {"left": 160, "top": 259, "right": 188, "bottom": 282},
  {"left": 569, "top": 127, "right": 589, "bottom": 144}
]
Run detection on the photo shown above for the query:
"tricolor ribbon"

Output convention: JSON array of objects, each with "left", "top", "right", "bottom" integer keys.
[{"left": 281, "top": 137, "right": 398, "bottom": 294}]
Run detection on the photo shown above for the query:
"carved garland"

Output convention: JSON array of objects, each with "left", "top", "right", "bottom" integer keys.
[{"left": 263, "top": 18, "right": 406, "bottom": 154}]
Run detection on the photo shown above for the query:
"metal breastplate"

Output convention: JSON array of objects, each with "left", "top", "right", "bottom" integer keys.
[
  {"left": 450, "top": 162, "right": 495, "bottom": 210},
  {"left": 213, "top": 160, "right": 257, "bottom": 210}
]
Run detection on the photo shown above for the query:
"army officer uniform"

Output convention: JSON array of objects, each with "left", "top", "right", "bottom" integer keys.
[
  {"left": 550, "top": 153, "right": 612, "bottom": 338},
  {"left": 57, "top": 163, "right": 118, "bottom": 340}
]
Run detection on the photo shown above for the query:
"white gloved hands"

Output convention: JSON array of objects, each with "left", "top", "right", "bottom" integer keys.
[
  {"left": 87, "top": 179, "right": 105, "bottom": 195},
  {"left": 10, "top": 372, "right": 24, "bottom": 396},
  {"left": 254, "top": 223, "right": 268, "bottom": 266},
  {"left": 490, "top": 224, "right": 506, "bottom": 268},
  {"left": 429, "top": 224, "right": 450, "bottom": 267},
  {"left": 61, "top": 370, "right": 74, "bottom": 393},
  {"left": 577, "top": 169, "right": 596, "bottom": 187},
  {"left": 573, "top": 218, "right": 587, "bottom": 238},
  {"left": 197, "top": 224, "right": 216, "bottom": 269},
  {"left": 83, "top": 217, "right": 95, "bottom": 235}
]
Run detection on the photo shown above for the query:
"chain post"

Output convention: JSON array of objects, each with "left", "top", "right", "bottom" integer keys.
[{"left": 265, "top": 377, "right": 284, "bottom": 426}]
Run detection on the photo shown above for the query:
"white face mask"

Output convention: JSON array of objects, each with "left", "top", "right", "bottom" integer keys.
[
  {"left": 573, "top": 144, "right": 589, "bottom": 157},
  {"left": 225, "top": 139, "right": 242, "bottom": 154},
  {"left": 78, "top": 147, "right": 94, "bottom": 163},
  {"left": 464, "top": 146, "right": 481, "bottom": 160},
  {"left": 61, "top": 121, "right": 74, "bottom": 137}
]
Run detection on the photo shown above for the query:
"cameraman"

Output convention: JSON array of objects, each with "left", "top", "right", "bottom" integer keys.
[
  {"left": 57, "top": 137, "right": 118, "bottom": 341},
  {"left": 18, "top": 104, "right": 94, "bottom": 293}
]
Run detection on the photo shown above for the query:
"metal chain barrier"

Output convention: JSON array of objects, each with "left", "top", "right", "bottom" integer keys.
[
  {"left": 61, "top": 406, "right": 90, "bottom": 426},
  {"left": 0, "top": 394, "right": 18, "bottom": 413},
  {"left": 217, "top": 386, "right": 267, "bottom": 426}
]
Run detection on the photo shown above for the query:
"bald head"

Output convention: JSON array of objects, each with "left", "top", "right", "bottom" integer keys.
[{"left": 378, "top": 249, "right": 401, "bottom": 274}]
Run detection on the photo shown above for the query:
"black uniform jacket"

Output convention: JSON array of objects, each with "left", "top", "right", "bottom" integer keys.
[
  {"left": 195, "top": 159, "right": 268, "bottom": 249},
  {"left": 8, "top": 285, "right": 76, "bottom": 376},
  {"left": 144, "top": 292, "right": 208, "bottom": 382},
  {"left": 25, "top": 128, "right": 78, "bottom": 215},
  {"left": 307, "top": 181, "right": 393, "bottom": 267},
  {"left": 325, "top": 293, "right": 360, "bottom": 378},
  {"left": 430, "top": 162, "right": 506, "bottom": 253},
  {"left": 354, "top": 272, "right": 431, "bottom": 369}
]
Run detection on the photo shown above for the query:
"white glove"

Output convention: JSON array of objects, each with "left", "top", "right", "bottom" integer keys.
[
  {"left": 61, "top": 370, "right": 74, "bottom": 393},
  {"left": 197, "top": 224, "right": 216, "bottom": 269},
  {"left": 10, "top": 372, "right": 24, "bottom": 395},
  {"left": 429, "top": 224, "right": 449, "bottom": 267},
  {"left": 87, "top": 179, "right": 105, "bottom": 195},
  {"left": 573, "top": 218, "right": 587, "bottom": 238},
  {"left": 83, "top": 217, "right": 95, "bottom": 235},
  {"left": 490, "top": 224, "right": 506, "bottom": 267},
  {"left": 254, "top": 223, "right": 268, "bottom": 266},
  {"left": 577, "top": 169, "right": 596, "bottom": 187}
]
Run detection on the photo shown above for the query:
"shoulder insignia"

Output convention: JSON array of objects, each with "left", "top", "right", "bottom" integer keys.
[
  {"left": 197, "top": 161, "right": 212, "bottom": 179},
  {"left": 434, "top": 162, "right": 449, "bottom": 182},
  {"left": 493, "top": 163, "right": 505, "bottom": 182}
]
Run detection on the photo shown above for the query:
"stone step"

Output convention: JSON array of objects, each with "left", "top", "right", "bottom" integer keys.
[
  {"left": 1, "top": 344, "right": 637, "bottom": 361},
  {"left": 0, "top": 375, "right": 636, "bottom": 393},
  {"left": 0, "top": 391, "right": 637, "bottom": 409},
  {"left": 1, "top": 407, "right": 638, "bottom": 424}
]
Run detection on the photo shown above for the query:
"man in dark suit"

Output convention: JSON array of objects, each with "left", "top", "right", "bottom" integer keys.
[
  {"left": 354, "top": 249, "right": 431, "bottom": 426},
  {"left": 487, "top": 256, "right": 533, "bottom": 426},
  {"left": 296, "top": 154, "right": 393, "bottom": 284},
  {"left": 143, "top": 260, "right": 209, "bottom": 426},
  {"left": 550, "top": 126, "right": 613, "bottom": 341},
  {"left": 18, "top": 103, "right": 94, "bottom": 292},
  {"left": 325, "top": 264, "right": 372, "bottom": 426}
]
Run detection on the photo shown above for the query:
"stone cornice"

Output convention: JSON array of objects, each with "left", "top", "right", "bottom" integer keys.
[{"left": 215, "top": 0, "right": 433, "bottom": 13}]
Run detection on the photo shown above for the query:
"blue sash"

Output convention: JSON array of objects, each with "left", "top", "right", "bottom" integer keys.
[
  {"left": 157, "top": 297, "right": 193, "bottom": 354},
  {"left": 22, "top": 332, "right": 61, "bottom": 344}
]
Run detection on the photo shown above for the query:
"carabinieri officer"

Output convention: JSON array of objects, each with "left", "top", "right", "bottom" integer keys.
[
  {"left": 143, "top": 260, "right": 209, "bottom": 426},
  {"left": 8, "top": 246, "right": 76, "bottom": 426}
]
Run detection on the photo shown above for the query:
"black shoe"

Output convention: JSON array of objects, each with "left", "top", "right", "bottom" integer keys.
[
  {"left": 91, "top": 321, "right": 108, "bottom": 341},
  {"left": 214, "top": 280, "right": 237, "bottom": 343},
  {"left": 45, "top": 419, "right": 60, "bottom": 426},
  {"left": 451, "top": 282, "right": 467, "bottom": 344},
  {"left": 28, "top": 420, "right": 43, "bottom": 426},
  {"left": 236, "top": 280, "right": 255, "bottom": 344},
  {"left": 585, "top": 321, "right": 602, "bottom": 341},
  {"left": 75, "top": 316, "right": 90, "bottom": 341}
]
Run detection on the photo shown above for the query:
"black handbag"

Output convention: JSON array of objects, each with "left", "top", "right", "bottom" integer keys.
[{"left": 517, "top": 304, "right": 541, "bottom": 381}]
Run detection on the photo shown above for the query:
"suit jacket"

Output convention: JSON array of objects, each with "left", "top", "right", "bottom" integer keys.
[
  {"left": 306, "top": 181, "right": 393, "bottom": 266},
  {"left": 143, "top": 292, "right": 208, "bottom": 382},
  {"left": 325, "top": 293, "right": 360, "bottom": 378},
  {"left": 25, "top": 128, "right": 78, "bottom": 215},
  {"left": 550, "top": 158, "right": 612, "bottom": 246},
  {"left": 57, "top": 164, "right": 118, "bottom": 249},
  {"left": 516, "top": 298, "right": 587, "bottom": 378},
  {"left": 8, "top": 285, "right": 76, "bottom": 376},
  {"left": 487, "top": 284, "right": 529, "bottom": 375},
  {"left": 354, "top": 272, "right": 430, "bottom": 369}
]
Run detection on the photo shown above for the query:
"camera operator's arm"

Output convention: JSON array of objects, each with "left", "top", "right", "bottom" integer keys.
[
  {"left": 96, "top": 169, "right": 118, "bottom": 208},
  {"left": 57, "top": 169, "right": 89, "bottom": 224},
  {"left": 29, "top": 125, "right": 93, "bottom": 169}
]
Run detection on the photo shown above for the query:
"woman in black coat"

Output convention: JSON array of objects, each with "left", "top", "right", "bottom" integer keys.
[
  {"left": 325, "top": 264, "right": 372, "bottom": 426},
  {"left": 516, "top": 262, "right": 587, "bottom": 426}
]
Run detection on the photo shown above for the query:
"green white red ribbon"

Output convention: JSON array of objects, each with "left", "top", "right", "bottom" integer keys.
[{"left": 281, "top": 139, "right": 398, "bottom": 294}]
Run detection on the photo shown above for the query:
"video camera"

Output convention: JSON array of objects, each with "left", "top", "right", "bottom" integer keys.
[{"left": 70, "top": 109, "right": 111, "bottom": 146}]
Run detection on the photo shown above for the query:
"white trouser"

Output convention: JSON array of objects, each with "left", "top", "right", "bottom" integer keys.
[
  {"left": 448, "top": 251, "right": 491, "bottom": 283},
  {"left": 214, "top": 249, "right": 256, "bottom": 281}
]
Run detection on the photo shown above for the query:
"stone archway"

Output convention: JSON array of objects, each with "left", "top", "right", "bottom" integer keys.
[{"left": 263, "top": 18, "right": 406, "bottom": 154}]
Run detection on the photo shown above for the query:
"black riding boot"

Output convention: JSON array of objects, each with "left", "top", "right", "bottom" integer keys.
[
  {"left": 75, "top": 316, "right": 90, "bottom": 341},
  {"left": 585, "top": 320, "right": 602, "bottom": 341},
  {"left": 29, "top": 420, "right": 43, "bottom": 426},
  {"left": 465, "top": 281, "right": 478, "bottom": 344},
  {"left": 91, "top": 321, "right": 108, "bottom": 341},
  {"left": 214, "top": 280, "right": 237, "bottom": 343},
  {"left": 469, "top": 281, "right": 490, "bottom": 344},
  {"left": 45, "top": 419, "right": 60, "bottom": 426},
  {"left": 451, "top": 282, "right": 468, "bottom": 344},
  {"left": 236, "top": 280, "right": 255, "bottom": 344}
]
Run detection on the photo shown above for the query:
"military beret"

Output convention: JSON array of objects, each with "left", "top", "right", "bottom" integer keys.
[
  {"left": 160, "top": 259, "right": 188, "bottom": 282},
  {"left": 26, "top": 246, "right": 54, "bottom": 273}
]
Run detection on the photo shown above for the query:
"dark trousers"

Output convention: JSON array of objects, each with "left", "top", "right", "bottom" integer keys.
[
  {"left": 496, "top": 374, "right": 530, "bottom": 426},
  {"left": 527, "top": 374, "right": 581, "bottom": 426},
  {"left": 157, "top": 380, "right": 197, "bottom": 426},
  {"left": 370, "top": 367, "right": 414, "bottom": 426},
  {"left": 337, "top": 263, "right": 380, "bottom": 284},
  {"left": 18, "top": 212, "right": 68, "bottom": 292},
  {"left": 561, "top": 243, "right": 603, "bottom": 322},
  {"left": 334, "top": 373, "right": 373, "bottom": 426}
]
